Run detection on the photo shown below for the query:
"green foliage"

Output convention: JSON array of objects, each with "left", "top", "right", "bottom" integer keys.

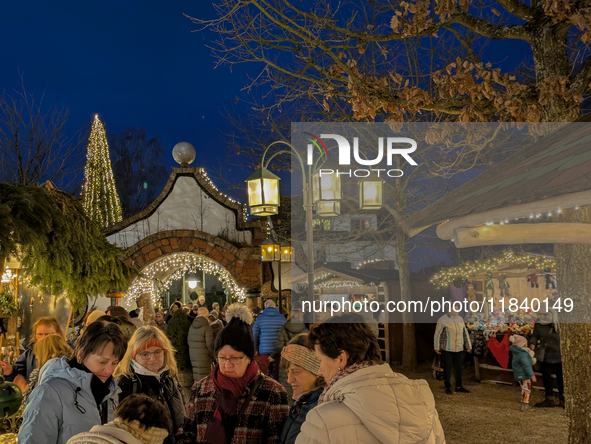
[
  {"left": 166, "top": 309, "right": 192, "bottom": 371},
  {"left": 0, "top": 290, "right": 17, "bottom": 316},
  {"left": 0, "top": 183, "right": 137, "bottom": 311}
]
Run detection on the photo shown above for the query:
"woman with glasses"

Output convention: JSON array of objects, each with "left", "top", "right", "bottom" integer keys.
[
  {"left": 177, "top": 304, "right": 288, "bottom": 444},
  {"left": 1, "top": 316, "right": 64, "bottom": 389},
  {"left": 18, "top": 320, "right": 127, "bottom": 444},
  {"left": 114, "top": 326, "right": 185, "bottom": 444}
]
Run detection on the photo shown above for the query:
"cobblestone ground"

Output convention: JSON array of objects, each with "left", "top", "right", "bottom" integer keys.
[{"left": 398, "top": 367, "right": 568, "bottom": 444}]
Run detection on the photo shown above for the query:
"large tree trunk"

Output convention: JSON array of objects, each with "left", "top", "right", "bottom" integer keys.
[
  {"left": 555, "top": 207, "right": 591, "bottom": 443},
  {"left": 530, "top": 20, "right": 579, "bottom": 122},
  {"left": 394, "top": 224, "right": 417, "bottom": 371}
]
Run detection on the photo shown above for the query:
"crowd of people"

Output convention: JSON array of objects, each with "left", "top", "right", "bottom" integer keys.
[
  {"left": 434, "top": 307, "right": 564, "bottom": 411},
  {"left": 5, "top": 299, "right": 447, "bottom": 444}
]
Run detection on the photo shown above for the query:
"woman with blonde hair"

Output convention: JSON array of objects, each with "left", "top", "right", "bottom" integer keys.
[
  {"left": 115, "top": 326, "right": 184, "bottom": 444},
  {"left": 21, "top": 334, "right": 73, "bottom": 408}
]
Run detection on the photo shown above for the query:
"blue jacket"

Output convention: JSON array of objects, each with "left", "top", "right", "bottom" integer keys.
[
  {"left": 18, "top": 356, "right": 120, "bottom": 444},
  {"left": 510, "top": 345, "right": 535, "bottom": 381},
  {"left": 253, "top": 307, "right": 286, "bottom": 355},
  {"left": 279, "top": 387, "right": 322, "bottom": 444}
]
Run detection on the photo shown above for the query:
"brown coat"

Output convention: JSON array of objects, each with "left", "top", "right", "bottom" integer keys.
[{"left": 187, "top": 316, "right": 214, "bottom": 382}]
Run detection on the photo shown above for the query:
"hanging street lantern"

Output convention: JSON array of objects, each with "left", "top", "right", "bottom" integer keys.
[
  {"left": 245, "top": 167, "right": 281, "bottom": 216},
  {"left": 186, "top": 272, "right": 200, "bottom": 290},
  {"left": 312, "top": 170, "right": 341, "bottom": 217},
  {"left": 358, "top": 171, "right": 385, "bottom": 210},
  {"left": 280, "top": 241, "right": 293, "bottom": 263},
  {"left": 261, "top": 235, "right": 281, "bottom": 262}
]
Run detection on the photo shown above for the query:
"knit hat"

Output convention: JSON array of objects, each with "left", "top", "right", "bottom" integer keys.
[
  {"left": 281, "top": 344, "right": 321, "bottom": 375},
  {"left": 135, "top": 338, "right": 165, "bottom": 358},
  {"left": 214, "top": 304, "right": 255, "bottom": 360},
  {"left": 510, "top": 335, "right": 527, "bottom": 348},
  {"left": 86, "top": 310, "right": 107, "bottom": 326}
]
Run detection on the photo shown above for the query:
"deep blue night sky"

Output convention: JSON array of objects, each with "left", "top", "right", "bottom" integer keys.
[{"left": 0, "top": 1, "right": 257, "bottom": 183}]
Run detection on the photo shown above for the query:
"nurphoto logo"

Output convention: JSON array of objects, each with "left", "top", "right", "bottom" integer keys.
[{"left": 304, "top": 132, "right": 418, "bottom": 178}]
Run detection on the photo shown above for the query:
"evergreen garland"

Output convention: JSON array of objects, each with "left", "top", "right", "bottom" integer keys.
[
  {"left": 0, "top": 182, "right": 136, "bottom": 311},
  {"left": 0, "top": 290, "right": 17, "bottom": 316},
  {"left": 166, "top": 309, "right": 192, "bottom": 371}
]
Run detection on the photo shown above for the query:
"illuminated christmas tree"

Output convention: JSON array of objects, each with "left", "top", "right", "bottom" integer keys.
[{"left": 81, "top": 115, "right": 123, "bottom": 227}]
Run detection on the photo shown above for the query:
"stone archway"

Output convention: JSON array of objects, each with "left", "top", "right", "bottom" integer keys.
[
  {"left": 122, "top": 230, "right": 260, "bottom": 288},
  {"left": 121, "top": 230, "right": 261, "bottom": 320}
]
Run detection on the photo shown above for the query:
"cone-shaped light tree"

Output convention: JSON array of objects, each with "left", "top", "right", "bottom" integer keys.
[{"left": 81, "top": 115, "right": 123, "bottom": 227}]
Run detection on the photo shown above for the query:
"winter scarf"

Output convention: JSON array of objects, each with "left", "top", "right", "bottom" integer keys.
[
  {"left": 318, "top": 361, "right": 374, "bottom": 405},
  {"left": 112, "top": 418, "right": 169, "bottom": 444},
  {"left": 131, "top": 360, "right": 169, "bottom": 378},
  {"left": 69, "top": 357, "right": 113, "bottom": 408},
  {"left": 204, "top": 361, "right": 260, "bottom": 443}
]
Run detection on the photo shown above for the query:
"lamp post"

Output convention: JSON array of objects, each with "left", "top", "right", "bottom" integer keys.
[
  {"left": 261, "top": 228, "right": 292, "bottom": 313},
  {"left": 186, "top": 272, "right": 200, "bottom": 290},
  {"left": 246, "top": 140, "right": 384, "bottom": 311},
  {"left": 247, "top": 141, "right": 324, "bottom": 306}
]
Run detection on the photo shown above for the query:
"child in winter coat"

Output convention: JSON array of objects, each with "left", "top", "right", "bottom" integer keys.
[{"left": 510, "top": 335, "right": 537, "bottom": 410}]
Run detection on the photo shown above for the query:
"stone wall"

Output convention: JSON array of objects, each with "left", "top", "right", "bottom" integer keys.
[{"left": 122, "top": 230, "right": 262, "bottom": 291}]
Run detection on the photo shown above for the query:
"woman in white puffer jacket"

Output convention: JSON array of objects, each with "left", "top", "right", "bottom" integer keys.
[{"left": 296, "top": 313, "right": 446, "bottom": 444}]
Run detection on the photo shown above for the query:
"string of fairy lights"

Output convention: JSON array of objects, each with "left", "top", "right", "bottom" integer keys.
[
  {"left": 312, "top": 272, "right": 375, "bottom": 289},
  {"left": 356, "top": 258, "right": 385, "bottom": 269},
  {"left": 200, "top": 170, "right": 249, "bottom": 222},
  {"left": 81, "top": 115, "right": 123, "bottom": 227},
  {"left": 430, "top": 251, "right": 556, "bottom": 289},
  {"left": 124, "top": 252, "right": 246, "bottom": 307},
  {"left": 478, "top": 206, "right": 586, "bottom": 228}
]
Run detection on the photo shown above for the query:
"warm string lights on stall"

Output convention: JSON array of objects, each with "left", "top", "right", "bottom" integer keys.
[
  {"left": 356, "top": 258, "right": 384, "bottom": 269},
  {"left": 125, "top": 253, "right": 246, "bottom": 307},
  {"left": 315, "top": 280, "right": 376, "bottom": 289},
  {"left": 430, "top": 251, "right": 556, "bottom": 289},
  {"left": 1, "top": 268, "right": 16, "bottom": 283},
  {"left": 480, "top": 206, "right": 583, "bottom": 227}
]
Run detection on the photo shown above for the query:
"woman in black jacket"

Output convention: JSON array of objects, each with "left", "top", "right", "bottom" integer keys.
[
  {"left": 279, "top": 334, "right": 325, "bottom": 444},
  {"left": 114, "top": 326, "right": 185, "bottom": 443}
]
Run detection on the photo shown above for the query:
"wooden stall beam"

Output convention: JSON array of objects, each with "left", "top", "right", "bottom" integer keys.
[
  {"left": 436, "top": 189, "right": 591, "bottom": 240},
  {"left": 453, "top": 223, "right": 591, "bottom": 248}
]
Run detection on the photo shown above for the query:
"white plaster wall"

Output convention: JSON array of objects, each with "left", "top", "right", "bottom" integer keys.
[
  {"left": 272, "top": 262, "right": 305, "bottom": 291},
  {"left": 107, "top": 177, "right": 252, "bottom": 248}
]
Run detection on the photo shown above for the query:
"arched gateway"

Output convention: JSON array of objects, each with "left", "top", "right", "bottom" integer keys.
[{"left": 104, "top": 166, "right": 265, "bottom": 317}]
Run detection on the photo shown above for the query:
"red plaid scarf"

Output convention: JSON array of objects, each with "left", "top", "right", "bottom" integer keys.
[{"left": 204, "top": 361, "right": 259, "bottom": 443}]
